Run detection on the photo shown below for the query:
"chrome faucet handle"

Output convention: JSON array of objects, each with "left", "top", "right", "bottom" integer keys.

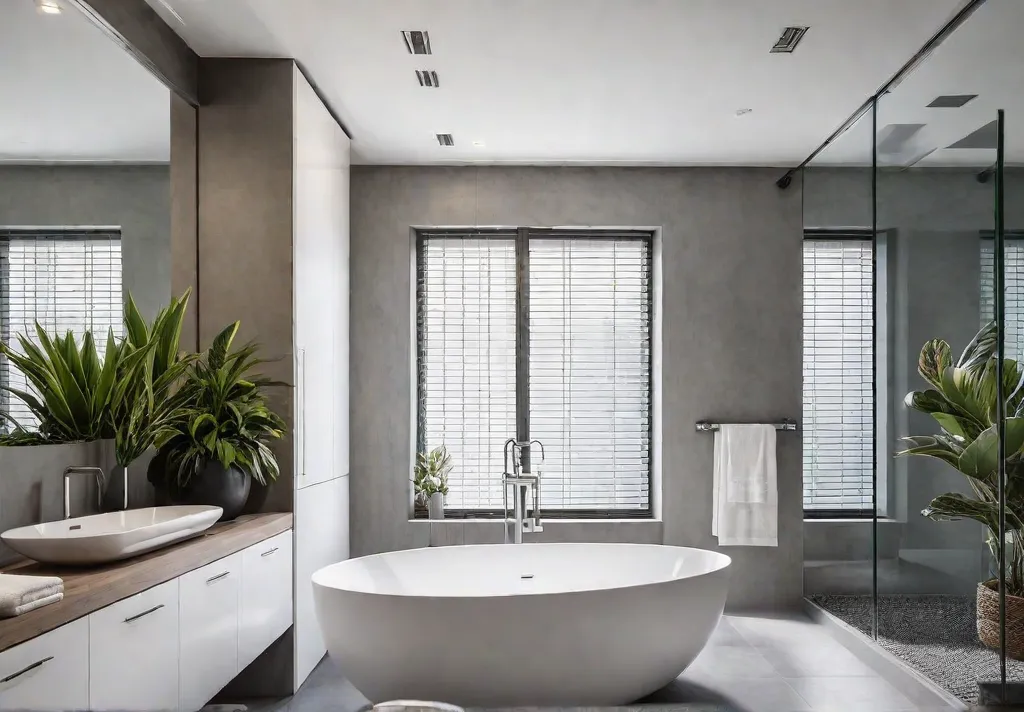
[{"left": 63, "top": 466, "right": 104, "bottom": 520}]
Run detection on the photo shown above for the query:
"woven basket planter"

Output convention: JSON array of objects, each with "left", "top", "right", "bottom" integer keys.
[{"left": 977, "top": 580, "right": 1024, "bottom": 660}]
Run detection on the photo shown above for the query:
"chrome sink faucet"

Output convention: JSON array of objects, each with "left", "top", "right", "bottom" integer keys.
[
  {"left": 63, "top": 466, "right": 105, "bottom": 520},
  {"left": 502, "top": 438, "right": 544, "bottom": 544}
]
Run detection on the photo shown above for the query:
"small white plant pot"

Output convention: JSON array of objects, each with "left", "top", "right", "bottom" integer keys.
[{"left": 428, "top": 492, "right": 445, "bottom": 520}]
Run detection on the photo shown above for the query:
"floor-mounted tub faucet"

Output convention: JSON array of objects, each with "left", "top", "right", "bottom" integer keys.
[
  {"left": 63, "top": 466, "right": 105, "bottom": 519},
  {"left": 502, "top": 438, "right": 544, "bottom": 543}
]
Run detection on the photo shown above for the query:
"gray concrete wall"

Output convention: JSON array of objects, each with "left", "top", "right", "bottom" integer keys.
[
  {"left": 0, "top": 164, "right": 172, "bottom": 321},
  {"left": 350, "top": 166, "right": 803, "bottom": 611},
  {"left": 196, "top": 58, "right": 295, "bottom": 515},
  {"left": 802, "top": 167, "right": 1017, "bottom": 590}
]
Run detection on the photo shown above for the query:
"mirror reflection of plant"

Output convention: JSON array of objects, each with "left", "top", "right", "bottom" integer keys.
[
  {"left": 413, "top": 445, "right": 452, "bottom": 502},
  {"left": 156, "top": 321, "right": 286, "bottom": 491},
  {"left": 898, "top": 322, "right": 1024, "bottom": 595},
  {"left": 0, "top": 291, "right": 196, "bottom": 465}
]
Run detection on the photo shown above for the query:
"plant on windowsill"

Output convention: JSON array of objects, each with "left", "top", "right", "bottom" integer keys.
[
  {"left": 896, "top": 321, "right": 1024, "bottom": 658},
  {"left": 413, "top": 445, "right": 452, "bottom": 520},
  {"left": 149, "top": 321, "right": 286, "bottom": 521}
]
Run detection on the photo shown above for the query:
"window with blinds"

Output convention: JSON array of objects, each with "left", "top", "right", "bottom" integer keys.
[
  {"left": 802, "top": 235, "right": 874, "bottom": 516},
  {"left": 981, "top": 236, "right": 1024, "bottom": 360},
  {"left": 0, "top": 229, "right": 123, "bottom": 430},
  {"left": 416, "top": 229, "right": 653, "bottom": 516}
]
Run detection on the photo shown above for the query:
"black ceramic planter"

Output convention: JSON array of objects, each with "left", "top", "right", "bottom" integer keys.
[{"left": 171, "top": 461, "right": 252, "bottom": 522}]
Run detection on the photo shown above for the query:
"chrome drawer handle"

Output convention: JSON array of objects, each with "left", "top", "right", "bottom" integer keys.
[
  {"left": 261, "top": 547, "right": 279, "bottom": 557},
  {"left": 206, "top": 571, "right": 230, "bottom": 585},
  {"left": 124, "top": 604, "right": 164, "bottom": 624},
  {"left": 1, "top": 656, "right": 53, "bottom": 684}
]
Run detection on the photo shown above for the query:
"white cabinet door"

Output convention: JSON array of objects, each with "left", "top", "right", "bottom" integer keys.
[
  {"left": 90, "top": 578, "right": 179, "bottom": 711},
  {"left": 0, "top": 618, "right": 88, "bottom": 712},
  {"left": 179, "top": 552, "right": 242, "bottom": 712},
  {"left": 238, "top": 530, "right": 293, "bottom": 671},
  {"left": 294, "top": 477, "right": 348, "bottom": 688}
]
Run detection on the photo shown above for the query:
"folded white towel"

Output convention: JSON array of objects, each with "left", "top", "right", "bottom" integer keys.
[
  {"left": 0, "top": 574, "right": 64, "bottom": 617},
  {"left": 712, "top": 424, "right": 778, "bottom": 547}
]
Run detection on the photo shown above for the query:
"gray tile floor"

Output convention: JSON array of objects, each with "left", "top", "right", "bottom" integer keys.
[{"left": 241, "top": 614, "right": 964, "bottom": 712}]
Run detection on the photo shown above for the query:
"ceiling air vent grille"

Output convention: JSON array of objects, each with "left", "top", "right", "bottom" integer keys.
[
  {"left": 436, "top": 133, "right": 454, "bottom": 146},
  {"left": 771, "top": 26, "right": 808, "bottom": 53},
  {"left": 402, "top": 31, "right": 432, "bottom": 55},
  {"left": 416, "top": 70, "right": 440, "bottom": 88},
  {"left": 927, "top": 94, "right": 978, "bottom": 108}
]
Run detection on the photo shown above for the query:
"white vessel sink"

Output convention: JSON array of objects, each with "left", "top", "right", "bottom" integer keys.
[{"left": 1, "top": 506, "right": 223, "bottom": 565}]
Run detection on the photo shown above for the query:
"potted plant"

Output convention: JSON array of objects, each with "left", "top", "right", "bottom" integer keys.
[
  {"left": 898, "top": 322, "right": 1024, "bottom": 658},
  {"left": 414, "top": 445, "right": 452, "bottom": 520},
  {"left": 0, "top": 291, "right": 195, "bottom": 509},
  {"left": 153, "top": 321, "right": 285, "bottom": 521}
]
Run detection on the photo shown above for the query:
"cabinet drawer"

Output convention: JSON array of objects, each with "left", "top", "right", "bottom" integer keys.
[
  {"left": 239, "top": 530, "right": 293, "bottom": 671},
  {"left": 0, "top": 618, "right": 88, "bottom": 712},
  {"left": 179, "top": 552, "right": 242, "bottom": 712},
  {"left": 90, "top": 578, "right": 179, "bottom": 712}
]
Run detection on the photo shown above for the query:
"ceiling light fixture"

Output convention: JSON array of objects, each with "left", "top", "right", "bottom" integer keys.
[
  {"left": 770, "top": 26, "right": 808, "bottom": 53},
  {"left": 402, "top": 31, "right": 432, "bottom": 55},
  {"left": 472, "top": 141, "right": 486, "bottom": 148},
  {"left": 37, "top": 0, "right": 62, "bottom": 14},
  {"left": 436, "top": 134, "right": 454, "bottom": 146}
]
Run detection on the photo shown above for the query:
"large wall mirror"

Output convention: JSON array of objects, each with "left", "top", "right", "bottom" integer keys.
[{"left": 0, "top": 0, "right": 178, "bottom": 553}]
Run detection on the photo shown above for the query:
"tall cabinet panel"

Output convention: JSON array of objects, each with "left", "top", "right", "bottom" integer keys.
[{"left": 291, "top": 66, "right": 351, "bottom": 689}]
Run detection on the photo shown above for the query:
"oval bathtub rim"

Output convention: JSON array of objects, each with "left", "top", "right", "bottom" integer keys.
[{"left": 311, "top": 542, "right": 732, "bottom": 600}]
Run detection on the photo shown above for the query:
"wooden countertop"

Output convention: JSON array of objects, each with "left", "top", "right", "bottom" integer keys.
[{"left": 0, "top": 511, "right": 292, "bottom": 653}]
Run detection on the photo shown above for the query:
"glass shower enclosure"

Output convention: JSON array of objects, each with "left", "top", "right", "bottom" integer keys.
[{"left": 800, "top": 0, "right": 1020, "bottom": 704}]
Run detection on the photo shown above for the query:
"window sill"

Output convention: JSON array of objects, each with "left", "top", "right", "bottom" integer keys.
[{"left": 804, "top": 517, "right": 901, "bottom": 524}]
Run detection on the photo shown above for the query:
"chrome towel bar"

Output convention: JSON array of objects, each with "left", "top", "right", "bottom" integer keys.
[{"left": 695, "top": 418, "right": 798, "bottom": 432}]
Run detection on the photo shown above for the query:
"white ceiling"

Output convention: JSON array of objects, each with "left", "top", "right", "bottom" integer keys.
[
  {"left": 0, "top": 0, "right": 169, "bottom": 163},
  {"left": 145, "top": 0, "right": 965, "bottom": 166},
  {"left": 815, "top": 0, "right": 1024, "bottom": 167}
]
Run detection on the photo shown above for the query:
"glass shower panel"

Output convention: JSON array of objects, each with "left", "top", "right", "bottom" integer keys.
[
  {"left": 801, "top": 104, "right": 876, "bottom": 609},
  {"left": 873, "top": 16, "right": 1000, "bottom": 699}
]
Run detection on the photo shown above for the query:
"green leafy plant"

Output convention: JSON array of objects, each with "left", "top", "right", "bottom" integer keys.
[
  {"left": 156, "top": 321, "right": 285, "bottom": 490},
  {"left": 0, "top": 291, "right": 196, "bottom": 469},
  {"left": 112, "top": 291, "right": 195, "bottom": 466},
  {"left": 413, "top": 445, "right": 452, "bottom": 502},
  {"left": 0, "top": 326, "right": 151, "bottom": 445},
  {"left": 897, "top": 321, "right": 1024, "bottom": 595}
]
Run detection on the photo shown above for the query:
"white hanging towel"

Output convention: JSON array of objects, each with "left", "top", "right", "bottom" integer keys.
[{"left": 712, "top": 424, "right": 778, "bottom": 547}]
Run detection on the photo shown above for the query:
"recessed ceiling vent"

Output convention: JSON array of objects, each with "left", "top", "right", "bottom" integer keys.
[
  {"left": 770, "top": 26, "right": 808, "bottom": 53},
  {"left": 927, "top": 94, "right": 978, "bottom": 108},
  {"left": 416, "top": 70, "right": 440, "bottom": 88},
  {"left": 947, "top": 120, "right": 998, "bottom": 150},
  {"left": 402, "top": 31, "right": 432, "bottom": 55},
  {"left": 436, "top": 133, "right": 454, "bottom": 146}
]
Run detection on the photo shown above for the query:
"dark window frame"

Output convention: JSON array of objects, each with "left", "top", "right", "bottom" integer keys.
[
  {"left": 0, "top": 228, "right": 123, "bottom": 433},
  {"left": 415, "top": 227, "right": 655, "bottom": 519}
]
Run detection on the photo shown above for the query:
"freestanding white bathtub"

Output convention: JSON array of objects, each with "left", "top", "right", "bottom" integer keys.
[{"left": 312, "top": 543, "right": 731, "bottom": 707}]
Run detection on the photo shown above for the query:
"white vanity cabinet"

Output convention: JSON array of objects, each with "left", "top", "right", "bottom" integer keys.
[
  {"left": 179, "top": 551, "right": 243, "bottom": 712},
  {"left": 89, "top": 578, "right": 179, "bottom": 712},
  {"left": 0, "top": 618, "right": 89, "bottom": 712},
  {"left": 239, "top": 530, "right": 293, "bottom": 671}
]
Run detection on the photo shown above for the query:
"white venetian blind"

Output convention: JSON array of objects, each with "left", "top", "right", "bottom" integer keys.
[
  {"left": 802, "top": 237, "right": 873, "bottom": 513},
  {"left": 981, "top": 237, "right": 1024, "bottom": 360},
  {"left": 417, "top": 232, "right": 517, "bottom": 510},
  {"left": 0, "top": 229, "right": 123, "bottom": 430},
  {"left": 529, "top": 234, "right": 652, "bottom": 512}
]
